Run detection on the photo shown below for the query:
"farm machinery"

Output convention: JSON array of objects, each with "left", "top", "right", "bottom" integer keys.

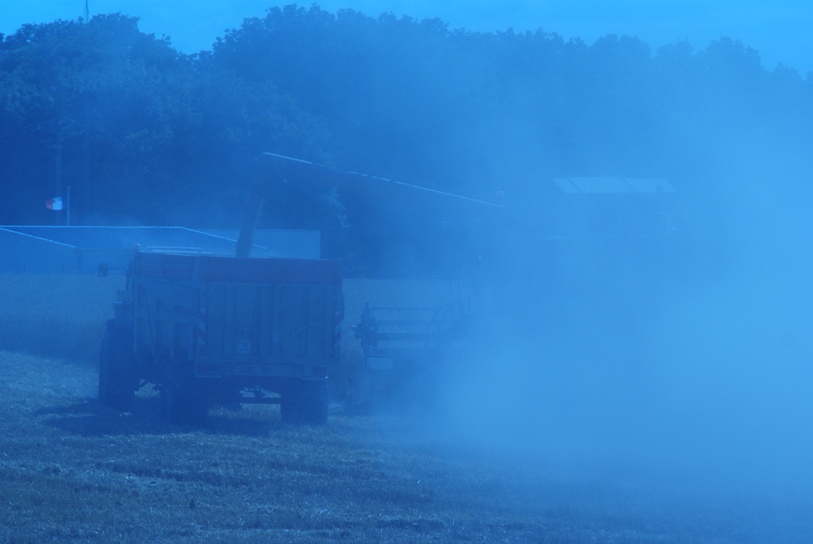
[
  {"left": 100, "top": 152, "right": 685, "bottom": 422},
  {"left": 98, "top": 250, "right": 343, "bottom": 424},
  {"left": 348, "top": 303, "right": 465, "bottom": 410},
  {"left": 97, "top": 152, "right": 491, "bottom": 422},
  {"left": 98, "top": 155, "right": 346, "bottom": 424},
  {"left": 235, "top": 153, "right": 497, "bottom": 411}
]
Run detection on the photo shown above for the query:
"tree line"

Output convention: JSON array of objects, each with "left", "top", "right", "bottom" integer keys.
[{"left": 1, "top": 5, "right": 812, "bottom": 271}]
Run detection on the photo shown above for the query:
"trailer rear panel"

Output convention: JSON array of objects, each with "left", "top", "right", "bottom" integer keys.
[
  {"left": 102, "top": 251, "right": 342, "bottom": 424},
  {"left": 130, "top": 252, "right": 342, "bottom": 378}
]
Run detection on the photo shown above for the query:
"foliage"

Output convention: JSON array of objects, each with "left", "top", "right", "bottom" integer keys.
[{"left": 1, "top": 5, "right": 812, "bottom": 271}]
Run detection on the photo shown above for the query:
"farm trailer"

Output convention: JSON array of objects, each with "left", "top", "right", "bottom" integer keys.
[{"left": 99, "top": 250, "right": 343, "bottom": 424}]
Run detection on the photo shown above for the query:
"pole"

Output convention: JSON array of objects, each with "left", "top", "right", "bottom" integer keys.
[
  {"left": 66, "top": 186, "right": 72, "bottom": 226},
  {"left": 55, "top": 134, "right": 63, "bottom": 226},
  {"left": 82, "top": 0, "right": 91, "bottom": 224}
]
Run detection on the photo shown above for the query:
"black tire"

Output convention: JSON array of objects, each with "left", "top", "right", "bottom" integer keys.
[
  {"left": 160, "top": 366, "right": 209, "bottom": 425},
  {"left": 98, "top": 320, "right": 136, "bottom": 411},
  {"left": 279, "top": 382, "right": 302, "bottom": 424},
  {"left": 281, "top": 379, "right": 329, "bottom": 425}
]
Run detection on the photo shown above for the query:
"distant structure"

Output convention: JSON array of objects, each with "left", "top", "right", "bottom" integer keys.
[{"left": 551, "top": 177, "right": 679, "bottom": 238}]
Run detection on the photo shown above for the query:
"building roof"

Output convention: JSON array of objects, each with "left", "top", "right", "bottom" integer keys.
[{"left": 553, "top": 177, "right": 676, "bottom": 195}]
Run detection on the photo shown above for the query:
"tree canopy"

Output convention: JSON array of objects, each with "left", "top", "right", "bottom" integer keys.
[{"left": 1, "top": 5, "right": 812, "bottom": 272}]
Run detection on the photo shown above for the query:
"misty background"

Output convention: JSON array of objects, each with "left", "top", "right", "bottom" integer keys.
[{"left": 2, "top": 2, "right": 813, "bottom": 511}]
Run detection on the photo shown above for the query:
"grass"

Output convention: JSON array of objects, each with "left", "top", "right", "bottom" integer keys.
[
  {"left": 2, "top": 351, "right": 810, "bottom": 543},
  {"left": 0, "top": 351, "right": 549, "bottom": 543},
  {"left": 1, "top": 274, "right": 811, "bottom": 542}
]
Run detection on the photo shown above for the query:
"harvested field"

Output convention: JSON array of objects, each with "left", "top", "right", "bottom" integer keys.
[{"left": 2, "top": 351, "right": 812, "bottom": 543}]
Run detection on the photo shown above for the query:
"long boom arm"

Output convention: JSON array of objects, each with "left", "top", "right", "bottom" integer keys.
[{"left": 236, "top": 152, "right": 503, "bottom": 258}]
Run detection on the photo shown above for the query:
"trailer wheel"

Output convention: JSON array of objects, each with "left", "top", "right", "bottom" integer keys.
[
  {"left": 302, "top": 378, "right": 329, "bottom": 425},
  {"left": 98, "top": 320, "right": 136, "bottom": 411},
  {"left": 281, "top": 379, "right": 329, "bottom": 425},
  {"left": 160, "top": 368, "right": 208, "bottom": 425},
  {"left": 161, "top": 387, "right": 208, "bottom": 425}
]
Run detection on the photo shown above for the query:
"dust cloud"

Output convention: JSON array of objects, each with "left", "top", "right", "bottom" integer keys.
[{"left": 398, "top": 146, "right": 813, "bottom": 508}]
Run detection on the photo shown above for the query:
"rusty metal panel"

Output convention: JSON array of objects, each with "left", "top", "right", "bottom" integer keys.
[{"left": 131, "top": 253, "right": 342, "bottom": 379}]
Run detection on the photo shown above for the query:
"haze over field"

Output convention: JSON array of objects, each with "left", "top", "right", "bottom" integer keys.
[
  {"left": 424, "top": 159, "right": 813, "bottom": 497},
  {"left": 1, "top": 2, "right": 813, "bottom": 542}
]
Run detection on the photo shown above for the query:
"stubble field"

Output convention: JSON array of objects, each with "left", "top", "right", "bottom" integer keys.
[{"left": 0, "top": 274, "right": 810, "bottom": 543}]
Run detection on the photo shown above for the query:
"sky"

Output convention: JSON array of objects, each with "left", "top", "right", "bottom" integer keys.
[{"left": 1, "top": 1, "right": 812, "bottom": 75}]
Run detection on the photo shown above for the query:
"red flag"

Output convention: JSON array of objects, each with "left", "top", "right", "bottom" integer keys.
[{"left": 46, "top": 197, "right": 63, "bottom": 211}]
